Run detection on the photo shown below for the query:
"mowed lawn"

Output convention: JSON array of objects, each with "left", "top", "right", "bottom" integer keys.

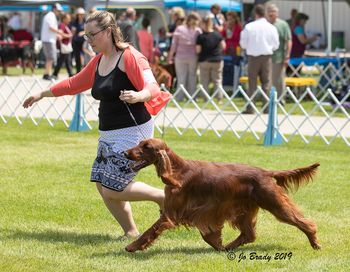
[{"left": 0, "top": 120, "right": 349, "bottom": 272}]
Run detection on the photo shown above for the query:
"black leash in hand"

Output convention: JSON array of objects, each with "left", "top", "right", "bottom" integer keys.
[
  {"left": 122, "top": 90, "right": 168, "bottom": 140},
  {"left": 122, "top": 95, "right": 148, "bottom": 140}
]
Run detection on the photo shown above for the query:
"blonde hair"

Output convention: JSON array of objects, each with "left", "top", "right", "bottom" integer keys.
[
  {"left": 202, "top": 15, "right": 213, "bottom": 31},
  {"left": 171, "top": 7, "right": 185, "bottom": 19},
  {"left": 86, "top": 11, "right": 127, "bottom": 50}
]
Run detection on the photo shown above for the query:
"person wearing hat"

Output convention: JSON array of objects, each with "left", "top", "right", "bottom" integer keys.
[
  {"left": 71, "top": 7, "right": 86, "bottom": 73},
  {"left": 41, "top": 3, "right": 63, "bottom": 80}
]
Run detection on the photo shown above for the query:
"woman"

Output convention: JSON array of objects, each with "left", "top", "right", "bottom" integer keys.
[
  {"left": 221, "top": 11, "right": 242, "bottom": 56},
  {"left": 166, "top": 7, "right": 185, "bottom": 41},
  {"left": 23, "top": 11, "right": 170, "bottom": 240},
  {"left": 290, "top": 13, "right": 318, "bottom": 58},
  {"left": 137, "top": 17, "right": 154, "bottom": 63},
  {"left": 168, "top": 12, "right": 202, "bottom": 101},
  {"left": 52, "top": 13, "right": 73, "bottom": 79},
  {"left": 71, "top": 7, "right": 86, "bottom": 74},
  {"left": 196, "top": 15, "right": 226, "bottom": 101}
]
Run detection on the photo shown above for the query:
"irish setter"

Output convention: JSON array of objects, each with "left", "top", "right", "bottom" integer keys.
[{"left": 124, "top": 138, "right": 321, "bottom": 252}]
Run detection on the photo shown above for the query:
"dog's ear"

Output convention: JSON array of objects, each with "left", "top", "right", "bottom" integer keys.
[
  {"left": 156, "top": 150, "right": 172, "bottom": 177},
  {"left": 156, "top": 150, "right": 182, "bottom": 188}
]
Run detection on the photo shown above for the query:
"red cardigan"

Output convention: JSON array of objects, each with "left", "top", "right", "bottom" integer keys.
[{"left": 50, "top": 46, "right": 171, "bottom": 115}]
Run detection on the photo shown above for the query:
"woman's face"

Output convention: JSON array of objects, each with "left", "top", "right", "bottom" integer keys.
[
  {"left": 188, "top": 18, "right": 199, "bottom": 28},
  {"left": 77, "top": 13, "right": 85, "bottom": 22},
  {"left": 84, "top": 21, "right": 110, "bottom": 52},
  {"left": 227, "top": 15, "right": 236, "bottom": 25},
  {"left": 300, "top": 19, "right": 307, "bottom": 27},
  {"left": 63, "top": 15, "right": 71, "bottom": 24}
]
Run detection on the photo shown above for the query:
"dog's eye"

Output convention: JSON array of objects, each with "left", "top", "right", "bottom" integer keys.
[{"left": 143, "top": 144, "right": 151, "bottom": 149}]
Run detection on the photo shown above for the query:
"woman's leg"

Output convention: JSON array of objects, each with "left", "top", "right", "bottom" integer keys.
[
  {"left": 211, "top": 61, "right": 224, "bottom": 100},
  {"left": 187, "top": 58, "right": 198, "bottom": 97},
  {"left": 52, "top": 53, "right": 64, "bottom": 77},
  {"left": 96, "top": 181, "right": 165, "bottom": 236},
  {"left": 174, "top": 58, "right": 189, "bottom": 101},
  {"left": 96, "top": 183, "right": 139, "bottom": 236},
  {"left": 64, "top": 53, "right": 74, "bottom": 77}
]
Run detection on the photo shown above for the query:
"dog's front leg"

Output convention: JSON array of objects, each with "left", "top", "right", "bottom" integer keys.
[
  {"left": 125, "top": 215, "right": 174, "bottom": 252},
  {"left": 199, "top": 227, "right": 225, "bottom": 251}
]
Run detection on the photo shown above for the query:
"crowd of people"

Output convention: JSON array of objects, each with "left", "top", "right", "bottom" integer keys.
[{"left": 2, "top": 3, "right": 320, "bottom": 104}]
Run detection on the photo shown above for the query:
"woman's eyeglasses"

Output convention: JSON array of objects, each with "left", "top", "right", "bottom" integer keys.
[{"left": 83, "top": 28, "right": 106, "bottom": 41}]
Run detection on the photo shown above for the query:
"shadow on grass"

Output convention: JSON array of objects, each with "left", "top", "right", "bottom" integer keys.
[
  {"left": 3, "top": 229, "right": 115, "bottom": 246},
  {"left": 91, "top": 243, "right": 288, "bottom": 260}
]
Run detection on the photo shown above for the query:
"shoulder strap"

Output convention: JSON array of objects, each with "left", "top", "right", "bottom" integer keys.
[{"left": 116, "top": 50, "right": 125, "bottom": 67}]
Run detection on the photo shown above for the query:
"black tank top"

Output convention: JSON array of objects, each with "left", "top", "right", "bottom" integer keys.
[{"left": 91, "top": 50, "right": 151, "bottom": 131}]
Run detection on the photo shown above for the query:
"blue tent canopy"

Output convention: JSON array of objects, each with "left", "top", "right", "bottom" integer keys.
[
  {"left": 0, "top": 5, "right": 70, "bottom": 11},
  {"left": 164, "top": 0, "right": 241, "bottom": 12}
]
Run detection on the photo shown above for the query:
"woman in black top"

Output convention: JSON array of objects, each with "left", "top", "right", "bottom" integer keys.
[
  {"left": 23, "top": 11, "right": 167, "bottom": 241},
  {"left": 196, "top": 16, "right": 226, "bottom": 101}
]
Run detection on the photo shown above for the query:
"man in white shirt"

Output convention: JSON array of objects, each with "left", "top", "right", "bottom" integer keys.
[
  {"left": 240, "top": 4, "right": 279, "bottom": 114},
  {"left": 41, "top": 3, "right": 63, "bottom": 80}
]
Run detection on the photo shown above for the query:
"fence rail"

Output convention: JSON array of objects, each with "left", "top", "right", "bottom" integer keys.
[{"left": 0, "top": 76, "right": 349, "bottom": 146}]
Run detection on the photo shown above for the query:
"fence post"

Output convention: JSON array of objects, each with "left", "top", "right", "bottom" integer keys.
[
  {"left": 69, "top": 94, "right": 90, "bottom": 132},
  {"left": 263, "top": 87, "right": 282, "bottom": 146}
]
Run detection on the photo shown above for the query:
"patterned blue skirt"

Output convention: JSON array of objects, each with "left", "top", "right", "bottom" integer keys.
[{"left": 90, "top": 119, "right": 154, "bottom": 192}]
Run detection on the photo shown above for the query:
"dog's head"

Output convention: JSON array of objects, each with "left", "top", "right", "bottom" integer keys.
[{"left": 124, "top": 138, "right": 171, "bottom": 176}]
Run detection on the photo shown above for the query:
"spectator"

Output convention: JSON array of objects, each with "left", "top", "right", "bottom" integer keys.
[
  {"left": 209, "top": 4, "right": 225, "bottom": 33},
  {"left": 290, "top": 13, "right": 319, "bottom": 58},
  {"left": 267, "top": 4, "right": 292, "bottom": 104},
  {"left": 40, "top": 3, "right": 63, "bottom": 80},
  {"left": 133, "top": 13, "right": 144, "bottom": 31},
  {"left": 168, "top": 12, "right": 202, "bottom": 101},
  {"left": 137, "top": 17, "right": 154, "bottom": 63},
  {"left": 196, "top": 15, "right": 226, "bottom": 101},
  {"left": 286, "top": 8, "right": 298, "bottom": 29},
  {"left": 239, "top": 4, "right": 279, "bottom": 114},
  {"left": 71, "top": 7, "right": 86, "bottom": 74},
  {"left": 221, "top": 11, "right": 242, "bottom": 56},
  {"left": 119, "top": 7, "right": 140, "bottom": 50},
  {"left": 52, "top": 13, "right": 73, "bottom": 79},
  {"left": 7, "top": 12, "right": 21, "bottom": 31},
  {"left": 167, "top": 7, "right": 185, "bottom": 40}
]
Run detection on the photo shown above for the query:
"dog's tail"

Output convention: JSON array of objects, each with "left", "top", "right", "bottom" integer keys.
[{"left": 268, "top": 163, "right": 320, "bottom": 192}]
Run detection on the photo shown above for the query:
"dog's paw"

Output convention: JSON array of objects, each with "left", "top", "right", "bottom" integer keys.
[
  {"left": 312, "top": 242, "right": 322, "bottom": 250},
  {"left": 125, "top": 244, "right": 138, "bottom": 253}
]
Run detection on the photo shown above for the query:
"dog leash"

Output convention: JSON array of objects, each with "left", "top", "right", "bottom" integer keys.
[
  {"left": 122, "top": 90, "right": 168, "bottom": 140},
  {"left": 123, "top": 100, "right": 148, "bottom": 140}
]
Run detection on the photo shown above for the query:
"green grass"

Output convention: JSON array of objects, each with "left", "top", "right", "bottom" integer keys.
[{"left": 0, "top": 120, "right": 349, "bottom": 272}]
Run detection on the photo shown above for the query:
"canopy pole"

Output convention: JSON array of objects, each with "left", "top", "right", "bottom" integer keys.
[
  {"left": 240, "top": 0, "right": 244, "bottom": 25},
  {"left": 327, "top": 0, "right": 332, "bottom": 55}
]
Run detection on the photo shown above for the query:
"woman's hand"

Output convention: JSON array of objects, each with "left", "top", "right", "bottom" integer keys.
[
  {"left": 23, "top": 92, "right": 43, "bottom": 108},
  {"left": 23, "top": 90, "right": 54, "bottom": 108},
  {"left": 119, "top": 90, "right": 142, "bottom": 104},
  {"left": 119, "top": 89, "right": 151, "bottom": 104}
]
